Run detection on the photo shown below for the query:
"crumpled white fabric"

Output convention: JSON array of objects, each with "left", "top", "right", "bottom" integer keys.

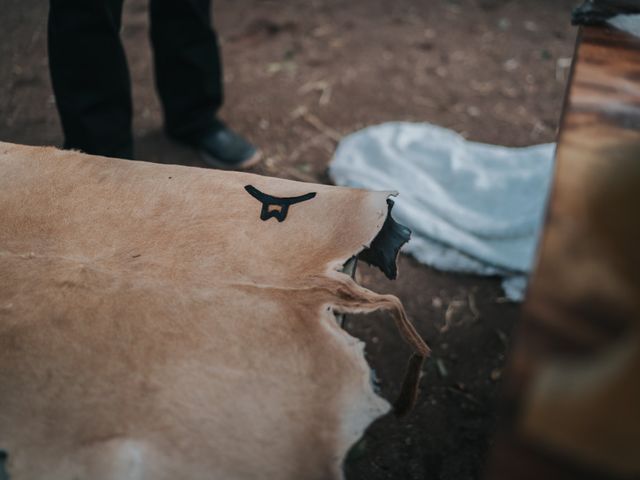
[{"left": 329, "top": 122, "right": 556, "bottom": 301}]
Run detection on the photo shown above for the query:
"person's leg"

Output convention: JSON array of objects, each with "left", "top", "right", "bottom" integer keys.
[
  {"left": 149, "top": 0, "right": 223, "bottom": 142},
  {"left": 48, "top": 0, "right": 134, "bottom": 159}
]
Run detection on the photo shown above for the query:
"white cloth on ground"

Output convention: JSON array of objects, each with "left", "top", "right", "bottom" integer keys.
[
  {"left": 329, "top": 122, "right": 555, "bottom": 301},
  {"left": 608, "top": 14, "right": 640, "bottom": 38}
]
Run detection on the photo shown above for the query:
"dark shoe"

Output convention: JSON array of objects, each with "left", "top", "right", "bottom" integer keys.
[{"left": 171, "top": 121, "right": 261, "bottom": 170}]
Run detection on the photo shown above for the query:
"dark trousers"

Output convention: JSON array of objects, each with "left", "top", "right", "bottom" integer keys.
[{"left": 48, "top": 0, "right": 223, "bottom": 159}]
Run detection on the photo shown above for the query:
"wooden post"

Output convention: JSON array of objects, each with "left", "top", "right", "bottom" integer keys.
[{"left": 486, "top": 21, "right": 640, "bottom": 480}]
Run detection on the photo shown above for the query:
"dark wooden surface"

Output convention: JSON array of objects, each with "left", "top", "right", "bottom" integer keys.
[{"left": 486, "top": 22, "right": 640, "bottom": 480}]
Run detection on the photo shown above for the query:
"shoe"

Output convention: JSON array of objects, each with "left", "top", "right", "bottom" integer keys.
[{"left": 172, "top": 121, "right": 261, "bottom": 170}]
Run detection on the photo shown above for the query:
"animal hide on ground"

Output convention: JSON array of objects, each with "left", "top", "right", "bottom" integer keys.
[{"left": 0, "top": 142, "right": 428, "bottom": 480}]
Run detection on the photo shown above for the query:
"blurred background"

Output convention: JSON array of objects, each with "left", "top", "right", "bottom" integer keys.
[{"left": 0, "top": 0, "right": 579, "bottom": 478}]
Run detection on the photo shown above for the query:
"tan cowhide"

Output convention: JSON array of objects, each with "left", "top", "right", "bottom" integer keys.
[{"left": 0, "top": 142, "right": 428, "bottom": 480}]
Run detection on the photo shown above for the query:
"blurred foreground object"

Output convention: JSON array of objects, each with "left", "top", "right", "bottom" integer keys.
[
  {"left": 0, "top": 143, "right": 426, "bottom": 480},
  {"left": 487, "top": 15, "right": 640, "bottom": 480}
]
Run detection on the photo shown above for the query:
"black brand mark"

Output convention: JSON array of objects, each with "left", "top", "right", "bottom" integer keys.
[{"left": 245, "top": 185, "right": 316, "bottom": 222}]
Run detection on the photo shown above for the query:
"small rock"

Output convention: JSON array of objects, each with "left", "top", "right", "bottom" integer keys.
[
  {"left": 467, "top": 106, "right": 481, "bottom": 117},
  {"left": 503, "top": 58, "right": 519, "bottom": 72},
  {"left": 498, "top": 18, "right": 511, "bottom": 30}
]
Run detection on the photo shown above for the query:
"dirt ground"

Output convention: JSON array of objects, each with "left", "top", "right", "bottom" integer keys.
[{"left": 1, "top": 0, "right": 578, "bottom": 478}]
